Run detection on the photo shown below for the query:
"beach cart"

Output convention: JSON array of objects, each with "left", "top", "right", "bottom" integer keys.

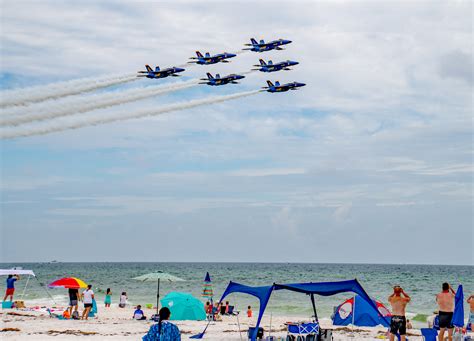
[{"left": 285, "top": 322, "right": 319, "bottom": 340}]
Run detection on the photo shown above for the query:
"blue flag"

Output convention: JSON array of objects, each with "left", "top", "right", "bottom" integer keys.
[{"left": 451, "top": 284, "right": 464, "bottom": 328}]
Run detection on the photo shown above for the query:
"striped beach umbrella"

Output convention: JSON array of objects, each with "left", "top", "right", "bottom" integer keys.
[
  {"left": 48, "top": 277, "right": 88, "bottom": 289},
  {"left": 201, "top": 272, "right": 213, "bottom": 301}
]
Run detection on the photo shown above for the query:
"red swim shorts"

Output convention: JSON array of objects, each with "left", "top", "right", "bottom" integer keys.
[{"left": 5, "top": 288, "right": 14, "bottom": 295}]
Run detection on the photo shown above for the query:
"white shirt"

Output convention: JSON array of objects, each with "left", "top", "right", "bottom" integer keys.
[
  {"left": 120, "top": 295, "right": 127, "bottom": 304},
  {"left": 83, "top": 289, "right": 94, "bottom": 304}
]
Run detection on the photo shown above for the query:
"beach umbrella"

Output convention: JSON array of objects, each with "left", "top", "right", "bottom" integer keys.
[
  {"left": 201, "top": 272, "right": 213, "bottom": 301},
  {"left": 161, "top": 292, "right": 206, "bottom": 321},
  {"left": 48, "top": 277, "right": 88, "bottom": 289},
  {"left": 452, "top": 284, "right": 464, "bottom": 328},
  {"left": 132, "top": 272, "right": 184, "bottom": 314}
]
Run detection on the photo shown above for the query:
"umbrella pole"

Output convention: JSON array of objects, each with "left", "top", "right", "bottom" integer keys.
[
  {"left": 310, "top": 293, "right": 318, "bottom": 322},
  {"left": 156, "top": 278, "right": 160, "bottom": 315}
]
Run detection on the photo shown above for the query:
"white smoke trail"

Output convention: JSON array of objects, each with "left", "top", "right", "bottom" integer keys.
[
  {"left": 1, "top": 80, "right": 199, "bottom": 126},
  {"left": 0, "top": 73, "right": 137, "bottom": 108},
  {"left": 0, "top": 90, "right": 261, "bottom": 139}
]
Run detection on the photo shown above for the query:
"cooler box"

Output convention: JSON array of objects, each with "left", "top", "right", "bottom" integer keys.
[{"left": 2, "top": 301, "right": 13, "bottom": 309}]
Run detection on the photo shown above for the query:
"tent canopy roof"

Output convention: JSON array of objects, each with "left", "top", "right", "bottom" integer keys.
[{"left": 0, "top": 269, "right": 35, "bottom": 276}]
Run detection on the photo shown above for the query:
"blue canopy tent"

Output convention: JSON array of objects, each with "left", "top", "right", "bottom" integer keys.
[
  {"left": 192, "top": 279, "right": 386, "bottom": 340},
  {"left": 332, "top": 295, "right": 391, "bottom": 327}
]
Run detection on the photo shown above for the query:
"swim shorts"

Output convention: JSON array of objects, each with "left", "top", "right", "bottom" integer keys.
[
  {"left": 5, "top": 288, "right": 14, "bottom": 296},
  {"left": 84, "top": 303, "right": 93, "bottom": 308},
  {"left": 390, "top": 315, "right": 407, "bottom": 335},
  {"left": 69, "top": 299, "right": 78, "bottom": 306},
  {"left": 438, "top": 311, "right": 454, "bottom": 329}
]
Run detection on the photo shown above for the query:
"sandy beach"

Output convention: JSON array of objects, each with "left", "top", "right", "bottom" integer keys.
[{"left": 1, "top": 305, "right": 445, "bottom": 340}]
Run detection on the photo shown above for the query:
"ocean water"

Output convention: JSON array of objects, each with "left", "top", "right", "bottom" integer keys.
[{"left": 0, "top": 262, "right": 472, "bottom": 322}]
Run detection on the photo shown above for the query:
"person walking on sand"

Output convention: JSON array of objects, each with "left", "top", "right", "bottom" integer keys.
[
  {"left": 143, "top": 307, "right": 181, "bottom": 340},
  {"left": 436, "top": 282, "right": 455, "bottom": 341},
  {"left": 467, "top": 294, "right": 474, "bottom": 330},
  {"left": 3, "top": 274, "right": 20, "bottom": 302},
  {"left": 68, "top": 287, "right": 80, "bottom": 317},
  {"left": 104, "top": 288, "right": 112, "bottom": 308},
  {"left": 81, "top": 284, "right": 95, "bottom": 320},
  {"left": 388, "top": 285, "right": 411, "bottom": 341}
]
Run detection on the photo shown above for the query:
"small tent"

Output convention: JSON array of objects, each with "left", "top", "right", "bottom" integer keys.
[{"left": 333, "top": 295, "right": 391, "bottom": 327}]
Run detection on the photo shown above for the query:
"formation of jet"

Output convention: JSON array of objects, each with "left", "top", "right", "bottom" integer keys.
[
  {"left": 243, "top": 38, "right": 292, "bottom": 52},
  {"left": 199, "top": 73, "right": 245, "bottom": 86},
  {"left": 137, "top": 37, "right": 304, "bottom": 94},
  {"left": 137, "top": 65, "right": 185, "bottom": 79},
  {"left": 188, "top": 51, "right": 237, "bottom": 65},
  {"left": 262, "top": 80, "right": 306, "bottom": 93},
  {"left": 253, "top": 59, "right": 299, "bottom": 73}
]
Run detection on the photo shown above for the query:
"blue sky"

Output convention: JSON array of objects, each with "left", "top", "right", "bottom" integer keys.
[{"left": 0, "top": 1, "right": 472, "bottom": 264}]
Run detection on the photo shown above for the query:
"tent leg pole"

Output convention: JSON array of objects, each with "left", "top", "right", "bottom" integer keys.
[
  {"left": 236, "top": 311, "right": 243, "bottom": 341},
  {"left": 21, "top": 275, "right": 31, "bottom": 299},
  {"left": 36, "top": 277, "right": 57, "bottom": 305}
]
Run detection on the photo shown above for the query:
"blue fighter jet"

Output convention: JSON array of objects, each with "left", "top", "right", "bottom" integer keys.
[
  {"left": 137, "top": 65, "right": 185, "bottom": 79},
  {"left": 244, "top": 38, "right": 292, "bottom": 52},
  {"left": 189, "top": 51, "right": 237, "bottom": 65},
  {"left": 199, "top": 73, "right": 245, "bottom": 86},
  {"left": 253, "top": 59, "right": 299, "bottom": 72},
  {"left": 262, "top": 80, "right": 306, "bottom": 92}
]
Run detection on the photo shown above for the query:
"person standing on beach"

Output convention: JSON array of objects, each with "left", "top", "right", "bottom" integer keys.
[
  {"left": 467, "top": 294, "right": 474, "bottom": 330},
  {"left": 68, "top": 287, "right": 80, "bottom": 317},
  {"left": 143, "top": 307, "right": 180, "bottom": 340},
  {"left": 104, "top": 288, "right": 112, "bottom": 308},
  {"left": 436, "top": 282, "right": 455, "bottom": 341},
  {"left": 81, "top": 285, "right": 95, "bottom": 320},
  {"left": 3, "top": 274, "right": 20, "bottom": 302},
  {"left": 388, "top": 285, "right": 411, "bottom": 341}
]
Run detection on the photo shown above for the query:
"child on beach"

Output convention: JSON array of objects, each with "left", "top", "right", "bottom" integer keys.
[
  {"left": 247, "top": 305, "right": 252, "bottom": 318},
  {"left": 119, "top": 292, "right": 128, "bottom": 308},
  {"left": 133, "top": 305, "right": 147, "bottom": 320},
  {"left": 104, "top": 288, "right": 112, "bottom": 307}
]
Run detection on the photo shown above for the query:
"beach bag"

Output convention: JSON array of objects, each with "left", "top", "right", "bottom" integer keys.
[{"left": 72, "top": 311, "right": 80, "bottom": 320}]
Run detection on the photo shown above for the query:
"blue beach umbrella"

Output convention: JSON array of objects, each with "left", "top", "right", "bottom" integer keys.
[{"left": 451, "top": 284, "right": 464, "bottom": 328}]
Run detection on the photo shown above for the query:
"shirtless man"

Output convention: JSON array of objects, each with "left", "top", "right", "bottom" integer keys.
[
  {"left": 388, "top": 286, "right": 411, "bottom": 341},
  {"left": 436, "top": 282, "right": 455, "bottom": 341},
  {"left": 466, "top": 294, "right": 474, "bottom": 331}
]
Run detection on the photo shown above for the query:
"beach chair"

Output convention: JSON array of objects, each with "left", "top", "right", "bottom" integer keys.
[
  {"left": 420, "top": 328, "right": 437, "bottom": 341},
  {"left": 228, "top": 305, "right": 238, "bottom": 315},
  {"left": 47, "top": 308, "right": 67, "bottom": 320}
]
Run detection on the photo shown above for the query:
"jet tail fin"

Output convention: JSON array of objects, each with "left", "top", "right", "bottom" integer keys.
[
  {"left": 206, "top": 73, "right": 214, "bottom": 80},
  {"left": 250, "top": 38, "right": 258, "bottom": 45},
  {"left": 196, "top": 51, "right": 203, "bottom": 58},
  {"left": 259, "top": 59, "right": 266, "bottom": 66},
  {"left": 145, "top": 65, "right": 153, "bottom": 73},
  {"left": 266, "top": 80, "right": 274, "bottom": 87}
]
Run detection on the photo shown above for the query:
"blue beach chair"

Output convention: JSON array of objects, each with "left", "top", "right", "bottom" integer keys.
[{"left": 420, "top": 328, "right": 437, "bottom": 341}]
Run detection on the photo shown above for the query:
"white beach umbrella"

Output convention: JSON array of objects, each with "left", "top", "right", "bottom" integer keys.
[{"left": 132, "top": 272, "right": 185, "bottom": 314}]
